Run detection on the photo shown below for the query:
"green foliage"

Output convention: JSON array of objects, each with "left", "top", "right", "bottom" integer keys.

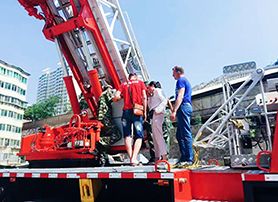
[
  {"left": 24, "top": 96, "right": 60, "bottom": 121},
  {"left": 194, "top": 114, "right": 203, "bottom": 126}
]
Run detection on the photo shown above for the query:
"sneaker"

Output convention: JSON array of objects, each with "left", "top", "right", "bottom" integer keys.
[
  {"left": 147, "top": 161, "right": 155, "bottom": 165},
  {"left": 173, "top": 161, "right": 193, "bottom": 168}
]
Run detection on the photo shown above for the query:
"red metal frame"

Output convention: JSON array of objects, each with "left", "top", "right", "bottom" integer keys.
[
  {"left": 18, "top": 113, "right": 102, "bottom": 161},
  {"left": 173, "top": 170, "right": 192, "bottom": 202},
  {"left": 269, "top": 113, "right": 278, "bottom": 173},
  {"left": 256, "top": 113, "right": 278, "bottom": 173},
  {"left": 17, "top": 0, "right": 128, "bottom": 162},
  {"left": 63, "top": 76, "right": 81, "bottom": 115},
  {"left": 190, "top": 170, "right": 244, "bottom": 202},
  {"left": 88, "top": 69, "right": 102, "bottom": 101},
  {"left": 19, "top": 0, "right": 122, "bottom": 115}
]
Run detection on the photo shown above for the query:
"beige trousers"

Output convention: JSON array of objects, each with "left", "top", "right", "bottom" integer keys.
[{"left": 152, "top": 113, "right": 167, "bottom": 158}]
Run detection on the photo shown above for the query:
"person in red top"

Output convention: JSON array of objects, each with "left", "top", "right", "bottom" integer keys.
[{"left": 114, "top": 73, "right": 147, "bottom": 165}]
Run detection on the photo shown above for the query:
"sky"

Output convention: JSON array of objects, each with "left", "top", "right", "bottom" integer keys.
[{"left": 1, "top": 0, "right": 278, "bottom": 104}]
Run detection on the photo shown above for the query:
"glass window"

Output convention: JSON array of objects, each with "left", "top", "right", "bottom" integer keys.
[
  {"left": 14, "top": 72, "right": 19, "bottom": 79},
  {"left": 11, "top": 85, "right": 16, "bottom": 91},
  {"left": 5, "top": 83, "right": 11, "bottom": 90},
  {"left": 4, "top": 139, "right": 9, "bottom": 146},
  {"left": 7, "top": 70, "right": 10, "bottom": 76},
  {"left": 12, "top": 126, "right": 15, "bottom": 132},
  {"left": 0, "top": 124, "right": 5, "bottom": 130},
  {"left": 8, "top": 111, "right": 13, "bottom": 118},
  {"left": 1, "top": 110, "right": 7, "bottom": 116},
  {"left": 6, "top": 125, "right": 11, "bottom": 132},
  {"left": 2, "top": 68, "right": 6, "bottom": 75}
]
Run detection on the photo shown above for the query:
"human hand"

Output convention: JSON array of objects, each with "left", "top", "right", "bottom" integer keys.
[{"left": 170, "top": 111, "right": 176, "bottom": 122}]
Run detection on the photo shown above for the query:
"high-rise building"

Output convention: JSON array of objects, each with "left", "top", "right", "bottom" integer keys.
[
  {"left": 37, "top": 64, "right": 70, "bottom": 115},
  {"left": 0, "top": 60, "right": 29, "bottom": 164}
]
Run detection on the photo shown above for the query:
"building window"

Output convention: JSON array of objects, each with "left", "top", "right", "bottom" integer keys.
[
  {"left": 0, "top": 124, "right": 5, "bottom": 131},
  {"left": 7, "top": 70, "right": 13, "bottom": 77},
  {"left": 0, "top": 67, "right": 5, "bottom": 75},
  {"left": 6, "top": 125, "right": 11, "bottom": 132},
  {"left": 8, "top": 111, "right": 13, "bottom": 118},
  {"left": 0, "top": 80, "right": 26, "bottom": 96},
  {"left": 4, "top": 96, "right": 9, "bottom": 102},
  {"left": 1, "top": 110, "right": 7, "bottom": 117},
  {"left": 4, "top": 139, "right": 9, "bottom": 146},
  {"left": 4, "top": 83, "right": 11, "bottom": 90},
  {"left": 11, "top": 84, "right": 17, "bottom": 91},
  {"left": 13, "top": 72, "right": 19, "bottom": 79},
  {"left": 0, "top": 66, "right": 28, "bottom": 84}
]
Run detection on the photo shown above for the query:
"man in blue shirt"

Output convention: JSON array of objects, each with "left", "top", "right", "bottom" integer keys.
[{"left": 170, "top": 66, "right": 194, "bottom": 167}]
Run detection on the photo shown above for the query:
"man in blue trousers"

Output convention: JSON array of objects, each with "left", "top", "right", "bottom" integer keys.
[{"left": 170, "top": 66, "right": 194, "bottom": 167}]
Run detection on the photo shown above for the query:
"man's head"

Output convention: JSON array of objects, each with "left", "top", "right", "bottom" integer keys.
[
  {"left": 172, "top": 66, "right": 184, "bottom": 80},
  {"left": 128, "top": 73, "right": 136, "bottom": 81}
]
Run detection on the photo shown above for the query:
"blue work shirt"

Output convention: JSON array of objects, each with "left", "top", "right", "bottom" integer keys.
[{"left": 175, "top": 76, "right": 192, "bottom": 105}]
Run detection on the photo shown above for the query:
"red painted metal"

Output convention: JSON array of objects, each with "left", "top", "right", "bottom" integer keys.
[
  {"left": 18, "top": 114, "right": 102, "bottom": 161},
  {"left": 21, "top": 149, "right": 96, "bottom": 161},
  {"left": 255, "top": 113, "right": 278, "bottom": 173},
  {"left": 40, "top": 2, "right": 122, "bottom": 90},
  {"left": 17, "top": 0, "right": 126, "bottom": 163},
  {"left": 270, "top": 113, "right": 278, "bottom": 173},
  {"left": 190, "top": 170, "right": 244, "bottom": 202},
  {"left": 173, "top": 170, "right": 192, "bottom": 202},
  {"left": 63, "top": 76, "right": 81, "bottom": 115},
  {"left": 243, "top": 173, "right": 265, "bottom": 182},
  {"left": 0, "top": 170, "right": 175, "bottom": 180},
  {"left": 88, "top": 69, "right": 102, "bottom": 101},
  {"left": 18, "top": 0, "right": 122, "bottom": 115},
  {"left": 18, "top": 0, "right": 45, "bottom": 20},
  {"left": 110, "top": 145, "right": 126, "bottom": 153},
  {"left": 57, "top": 36, "right": 98, "bottom": 117},
  {"left": 256, "top": 150, "right": 272, "bottom": 172}
]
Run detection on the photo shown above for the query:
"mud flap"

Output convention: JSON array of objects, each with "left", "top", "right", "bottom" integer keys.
[{"left": 79, "top": 179, "right": 102, "bottom": 202}]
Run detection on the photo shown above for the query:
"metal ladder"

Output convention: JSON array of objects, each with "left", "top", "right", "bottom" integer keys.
[{"left": 46, "top": 0, "right": 149, "bottom": 88}]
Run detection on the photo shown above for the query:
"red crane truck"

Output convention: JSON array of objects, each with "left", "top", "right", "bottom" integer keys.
[{"left": 0, "top": 0, "right": 277, "bottom": 201}]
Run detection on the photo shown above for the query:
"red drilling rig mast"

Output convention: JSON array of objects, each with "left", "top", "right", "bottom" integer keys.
[{"left": 18, "top": 0, "right": 149, "bottom": 167}]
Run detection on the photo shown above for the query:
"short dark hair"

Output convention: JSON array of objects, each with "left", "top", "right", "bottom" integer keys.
[
  {"left": 128, "top": 73, "right": 136, "bottom": 80},
  {"left": 172, "top": 66, "right": 184, "bottom": 74},
  {"left": 148, "top": 81, "right": 157, "bottom": 87},
  {"left": 155, "top": 81, "right": 162, "bottom": 88}
]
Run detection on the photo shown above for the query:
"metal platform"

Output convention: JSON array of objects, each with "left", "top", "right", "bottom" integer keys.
[{"left": 0, "top": 165, "right": 176, "bottom": 180}]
